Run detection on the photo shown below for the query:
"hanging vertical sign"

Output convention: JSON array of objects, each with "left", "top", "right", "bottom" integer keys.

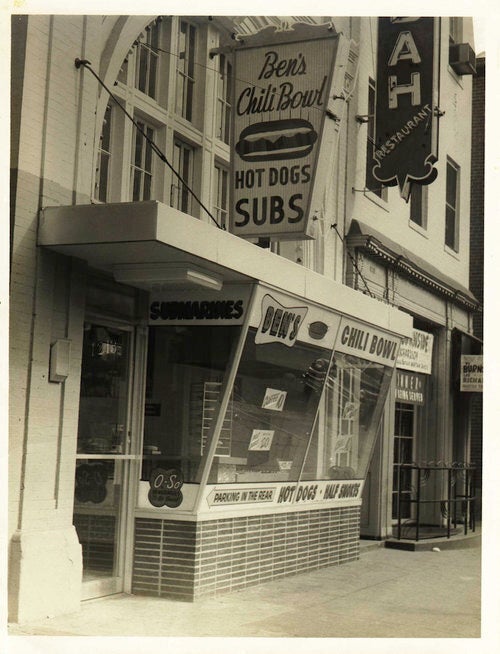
[
  {"left": 373, "top": 17, "right": 439, "bottom": 200},
  {"left": 230, "top": 36, "right": 338, "bottom": 240}
]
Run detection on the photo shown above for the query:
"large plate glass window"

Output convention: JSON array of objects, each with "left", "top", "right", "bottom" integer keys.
[
  {"left": 206, "top": 328, "right": 332, "bottom": 484},
  {"left": 301, "top": 353, "right": 393, "bottom": 481},
  {"left": 141, "top": 325, "right": 242, "bottom": 483}
]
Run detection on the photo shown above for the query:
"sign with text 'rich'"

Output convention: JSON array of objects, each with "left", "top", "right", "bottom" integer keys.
[
  {"left": 460, "top": 355, "right": 483, "bottom": 392},
  {"left": 373, "top": 18, "right": 439, "bottom": 199},
  {"left": 231, "top": 37, "right": 338, "bottom": 239}
]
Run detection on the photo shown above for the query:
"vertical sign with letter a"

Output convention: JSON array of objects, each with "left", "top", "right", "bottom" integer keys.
[{"left": 373, "top": 18, "right": 440, "bottom": 200}]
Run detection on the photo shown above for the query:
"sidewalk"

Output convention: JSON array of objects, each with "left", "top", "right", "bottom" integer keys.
[{"left": 8, "top": 541, "right": 481, "bottom": 639}]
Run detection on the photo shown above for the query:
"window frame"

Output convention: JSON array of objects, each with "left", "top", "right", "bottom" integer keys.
[
  {"left": 130, "top": 118, "right": 156, "bottom": 202},
  {"left": 445, "top": 157, "right": 460, "bottom": 252},
  {"left": 448, "top": 16, "right": 463, "bottom": 45},
  {"left": 175, "top": 20, "right": 197, "bottom": 122},
  {"left": 134, "top": 22, "right": 160, "bottom": 100},
  {"left": 215, "top": 53, "right": 232, "bottom": 144},
  {"left": 409, "top": 183, "right": 428, "bottom": 230},
  {"left": 365, "top": 78, "right": 388, "bottom": 201},
  {"left": 171, "top": 138, "right": 195, "bottom": 214},
  {"left": 212, "top": 162, "right": 229, "bottom": 229},
  {"left": 94, "top": 104, "right": 113, "bottom": 203}
]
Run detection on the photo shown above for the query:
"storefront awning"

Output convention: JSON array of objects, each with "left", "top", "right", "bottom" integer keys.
[
  {"left": 38, "top": 201, "right": 412, "bottom": 338},
  {"left": 347, "top": 220, "right": 481, "bottom": 311}
]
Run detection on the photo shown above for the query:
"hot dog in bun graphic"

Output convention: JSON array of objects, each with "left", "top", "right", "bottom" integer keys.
[{"left": 236, "top": 118, "right": 318, "bottom": 162}]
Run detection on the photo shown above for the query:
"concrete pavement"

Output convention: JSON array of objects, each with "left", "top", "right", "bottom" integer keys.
[{"left": 7, "top": 540, "right": 482, "bottom": 640}]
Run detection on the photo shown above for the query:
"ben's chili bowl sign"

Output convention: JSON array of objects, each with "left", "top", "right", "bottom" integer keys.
[
  {"left": 255, "top": 293, "right": 308, "bottom": 347},
  {"left": 231, "top": 37, "right": 338, "bottom": 240},
  {"left": 335, "top": 318, "right": 401, "bottom": 367}
]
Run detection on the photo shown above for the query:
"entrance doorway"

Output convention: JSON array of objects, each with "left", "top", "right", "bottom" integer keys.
[
  {"left": 73, "top": 321, "right": 140, "bottom": 600},
  {"left": 392, "top": 402, "right": 416, "bottom": 523}
]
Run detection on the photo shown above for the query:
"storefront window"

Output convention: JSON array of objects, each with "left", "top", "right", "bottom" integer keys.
[
  {"left": 141, "top": 325, "right": 241, "bottom": 482},
  {"left": 302, "top": 353, "right": 392, "bottom": 480},
  {"left": 207, "top": 328, "right": 331, "bottom": 484}
]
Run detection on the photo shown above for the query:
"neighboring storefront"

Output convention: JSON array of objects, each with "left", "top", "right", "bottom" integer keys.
[
  {"left": 347, "top": 221, "right": 480, "bottom": 540},
  {"left": 39, "top": 199, "right": 412, "bottom": 600}
]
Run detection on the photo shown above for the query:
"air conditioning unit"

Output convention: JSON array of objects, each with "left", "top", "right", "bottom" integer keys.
[{"left": 449, "top": 43, "right": 476, "bottom": 76}]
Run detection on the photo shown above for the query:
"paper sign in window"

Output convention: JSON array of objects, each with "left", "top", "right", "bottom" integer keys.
[
  {"left": 262, "top": 388, "right": 287, "bottom": 411},
  {"left": 248, "top": 429, "right": 275, "bottom": 451}
]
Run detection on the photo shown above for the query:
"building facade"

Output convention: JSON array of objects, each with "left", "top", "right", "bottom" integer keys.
[
  {"left": 9, "top": 15, "right": 480, "bottom": 623},
  {"left": 469, "top": 55, "right": 484, "bottom": 517}
]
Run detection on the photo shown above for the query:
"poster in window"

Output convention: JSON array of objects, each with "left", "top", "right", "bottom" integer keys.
[{"left": 248, "top": 429, "right": 275, "bottom": 451}]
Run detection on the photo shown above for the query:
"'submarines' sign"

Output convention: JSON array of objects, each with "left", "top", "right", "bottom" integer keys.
[{"left": 373, "top": 17, "right": 439, "bottom": 199}]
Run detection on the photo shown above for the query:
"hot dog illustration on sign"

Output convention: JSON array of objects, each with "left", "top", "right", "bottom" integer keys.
[
  {"left": 236, "top": 119, "right": 318, "bottom": 162},
  {"left": 255, "top": 294, "right": 307, "bottom": 347}
]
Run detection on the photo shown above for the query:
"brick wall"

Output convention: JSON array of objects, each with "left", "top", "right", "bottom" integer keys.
[{"left": 133, "top": 508, "right": 361, "bottom": 601}]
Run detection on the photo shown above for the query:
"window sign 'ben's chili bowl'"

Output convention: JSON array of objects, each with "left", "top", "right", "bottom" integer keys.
[{"left": 138, "top": 283, "right": 403, "bottom": 517}]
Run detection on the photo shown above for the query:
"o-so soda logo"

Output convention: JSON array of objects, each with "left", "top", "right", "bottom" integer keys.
[
  {"left": 148, "top": 467, "right": 184, "bottom": 508},
  {"left": 75, "top": 462, "right": 107, "bottom": 504},
  {"left": 255, "top": 294, "right": 307, "bottom": 347}
]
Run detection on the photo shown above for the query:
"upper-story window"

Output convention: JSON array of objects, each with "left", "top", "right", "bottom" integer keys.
[
  {"left": 409, "top": 184, "right": 428, "bottom": 229},
  {"left": 176, "top": 21, "right": 196, "bottom": 121},
  {"left": 213, "top": 163, "right": 229, "bottom": 228},
  {"left": 135, "top": 23, "right": 160, "bottom": 99},
  {"left": 95, "top": 104, "right": 113, "bottom": 202},
  {"left": 445, "top": 158, "right": 460, "bottom": 251},
  {"left": 130, "top": 120, "right": 155, "bottom": 201},
  {"left": 216, "top": 54, "right": 232, "bottom": 143},
  {"left": 171, "top": 139, "right": 194, "bottom": 214},
  {"left": 366, "top": 78, "right": 387, "bottom": 201},
  {"left": 449, "top": 17, "right": 463, "bottom": 44},
  {"left": 94, "top": 16, "right": 230, "bottom": 220}
]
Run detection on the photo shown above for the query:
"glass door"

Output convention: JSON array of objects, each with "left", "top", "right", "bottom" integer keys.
[
  {"left": 392, "top": 402, "right": 416, "bottom": 523},
  {"left": 73, "top": 321, "right": 138, "bottom": 600}
]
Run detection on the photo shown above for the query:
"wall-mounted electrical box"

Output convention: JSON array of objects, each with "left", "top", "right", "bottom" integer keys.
[{"left": 49, "top": 339, "right": 71, "bottom": 383}]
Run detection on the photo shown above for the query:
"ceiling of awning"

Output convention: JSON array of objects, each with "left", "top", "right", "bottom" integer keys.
[{"left": 38, "top": 200, "right": 413, "bottom": 338}]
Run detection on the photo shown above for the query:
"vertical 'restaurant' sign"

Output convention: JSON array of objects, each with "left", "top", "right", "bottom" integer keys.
[
  {"left": 231, "top": 37, "right": 338, "bottom": 240},
  {"left": 373, "top": 18, "right": 439, "bottom": 200}
]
